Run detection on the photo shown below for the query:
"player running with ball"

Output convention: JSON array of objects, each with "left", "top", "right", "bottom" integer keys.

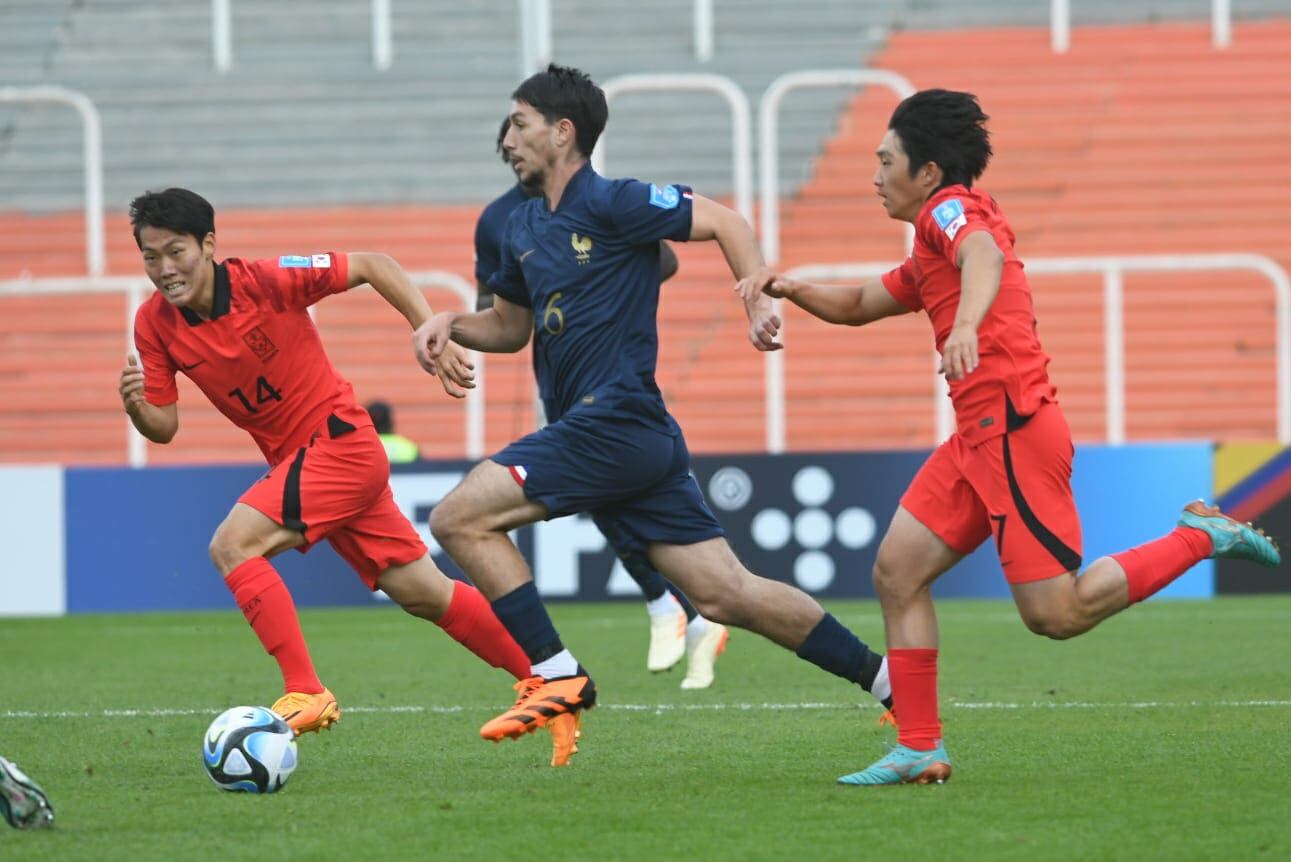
[{"left": 119, "top": 188, "right": 576, "bottom": 765}]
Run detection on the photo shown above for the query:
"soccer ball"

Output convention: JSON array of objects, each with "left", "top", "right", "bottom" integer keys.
[{"left": 202, "top": 706, "right": 298, "bottom": 793}]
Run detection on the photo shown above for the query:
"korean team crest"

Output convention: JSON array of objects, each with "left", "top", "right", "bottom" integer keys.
[
  {"left": 571, "top": 232, "right": 593, "bottom": 265},
  {"left": 243, "top": 326, "right": 278, "bottom": 361}
]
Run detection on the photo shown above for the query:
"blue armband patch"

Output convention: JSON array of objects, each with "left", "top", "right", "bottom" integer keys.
[{"left": 648, "top": 184, "right": 681, "bottom": 210}]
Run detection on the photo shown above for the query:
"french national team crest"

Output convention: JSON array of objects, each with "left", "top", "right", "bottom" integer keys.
[
  {"left": 571, "top": 233, "right": 593, "bottom": 265},
  {"left": 932, "top": 199, "right": 968, "bottom": 240}
]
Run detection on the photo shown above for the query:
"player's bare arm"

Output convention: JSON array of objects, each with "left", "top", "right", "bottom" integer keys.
[
  {"left": 688, "top": 195, "right": 783, "bottom": 351},
  {"left": 942, "top": 230, "right": 1004, "bottom": 381},
  {"left": 740, "top": 274, "right": 911, "bottom": 327},
  {"left": 348, "top": 252, "right": 476, "bottom": 398},
  {"left": 413, "top": 295, "right": 534, "bottom": 373},
  {"left": 119, "top": 354, "right": 178, "bottom": 443}
]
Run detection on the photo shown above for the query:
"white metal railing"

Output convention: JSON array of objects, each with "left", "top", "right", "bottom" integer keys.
[
  {"left": 211, "top": 0, "right": 394, "bottom": 73},
  {"left": 594, "top": 74, "right": 753, "bottom": 224},
  {"left": 0, "top": 271, "right": 484, "bottom": 466},
  {"left": 372, "top": 0, "right": 393, "bottom": 70},
  {"left": 758, "top": 69, "right": 916, "bottom": 453},
  {"left": 694, "top": 0, "right": 714, "bottom": 62},
  {"left": 518, "top": 0, "right": 553, "bottom": 79},
  {"left": 0, "top": 86, "right": 104, "bottom": 277},
  {"left": 1052, "top": 0, "right": 1233, "bottom": 52},
  {"left": 783, "top": 254, "right": 1291, "bottom": 447}
]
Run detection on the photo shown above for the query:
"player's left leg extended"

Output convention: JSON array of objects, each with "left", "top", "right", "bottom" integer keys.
[
  {"left": 990, "top": 404, "right": 1279, "bottom": 640},
  {"left": 650, "top": 537, "right": 889, "bottom": 708}
]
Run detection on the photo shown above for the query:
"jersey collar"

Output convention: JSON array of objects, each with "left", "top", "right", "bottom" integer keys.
[
  {"left": 179, "top": 262, "right": 232, "bottom": 326},
  {"left": 550, "top": 161, "right": 595, "bottom": 214}
]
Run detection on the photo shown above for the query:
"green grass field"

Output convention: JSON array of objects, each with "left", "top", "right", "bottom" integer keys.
[{"left": 2, "top": 597, "right": 1288, "bottom": 860}]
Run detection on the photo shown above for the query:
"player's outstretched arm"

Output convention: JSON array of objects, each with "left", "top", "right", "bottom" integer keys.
[
  {"left": 688, "top": 195, "right": 783, "bottom": 351},
  {"left": 349, "top": 252, "right": 476, "bottom": 398},
  {"left": 737, "top": 273, "right": 911, "bottom": 328},
  {"left": 119, "top": 354, "right": 178, "bottom": 443},
  {"left": 413, "top": 296, "right": 533, "bottom": 372}
]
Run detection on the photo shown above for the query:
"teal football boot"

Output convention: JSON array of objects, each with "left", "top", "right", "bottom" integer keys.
[
  {"left": 1179, "top": 501, "right": 1280, "bottom": 567},
  {"left": 838, "top": 742, "right": 952, "bottom": 786}
]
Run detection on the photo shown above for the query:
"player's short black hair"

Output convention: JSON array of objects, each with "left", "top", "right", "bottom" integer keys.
[
  {"left": 129, "top": 188, "right": 215, "bottom": 248},
  {"left": 511, "top": 63, "right": 607, "bottom": 159},
  {"left": 365, "top": 400, "right": 393, "bottom": 434},
  {"left": 888, "top": 89, "right": 992, "bottom": 189},
  {"left": 496, "top": 116, "right": 511, "bottom": 163}
]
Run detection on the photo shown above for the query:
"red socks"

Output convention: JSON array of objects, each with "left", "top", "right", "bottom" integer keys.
[
  {"left": 1112, "top": 527, "right": 1213, "bottom": 605},
  {"left": 890, "top": 648, "right": 941, "bottom": 751},
  {"left": 436, "top": 580, "right": 529, "bottom": 680},
  {"left": 225, "top": 557, "right": 323, "bottom": 694}
]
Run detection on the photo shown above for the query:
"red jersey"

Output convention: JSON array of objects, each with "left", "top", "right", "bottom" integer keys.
[
  {"left": 881, "top": 185, "right": 1056, "bottom": 446},
  {"left": 134, "top": 253, "right": 372, "bottom": 465}
]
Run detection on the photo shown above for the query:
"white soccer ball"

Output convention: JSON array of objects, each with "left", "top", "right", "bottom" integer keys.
[{"left": 202, "top": 706, "right": 298, "bottom": 793}]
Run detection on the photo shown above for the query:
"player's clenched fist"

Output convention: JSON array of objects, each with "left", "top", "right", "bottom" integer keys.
[{"left": 119, "top": 354, "right": 147, "bottom": 414}]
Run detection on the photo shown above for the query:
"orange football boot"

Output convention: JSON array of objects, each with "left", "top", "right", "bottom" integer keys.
[
  {"left": 271, "top": 687, "right": 340, "bottom": 737},
  {"left": 548, "top": 711, "right": 583, "bottom": 767},
  {"left": 481, "top": 672, "right": 596, "bottom": 744}
]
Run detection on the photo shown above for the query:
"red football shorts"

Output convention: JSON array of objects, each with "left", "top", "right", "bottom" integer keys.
[
  {"left": 901, "top": 401, "right": 1083, "bottom": 584},
  {"left": 239, "top": 423, "right": 427, "bottom": 588}
]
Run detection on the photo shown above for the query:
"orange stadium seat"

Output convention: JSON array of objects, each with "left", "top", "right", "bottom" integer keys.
[{"left": 2, "top": 20, "right": 1289, "bottom": 464}]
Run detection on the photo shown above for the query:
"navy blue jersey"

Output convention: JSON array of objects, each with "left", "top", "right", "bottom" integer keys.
[
  {"left": 474, "top": 183, "right": 530, "bottom": 285},
  {"left": 488, "top": 163, "right": 693, "bottom": 429}
]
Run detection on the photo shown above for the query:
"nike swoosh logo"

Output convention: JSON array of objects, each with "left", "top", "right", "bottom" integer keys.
[
  {"left": 519, "top": 249, "right": 537, "bottom": 263},
  {"left": 179, "top": 360, "right": 206, "bottom": 371},
  {"left": 886, "top": 751, "right": 937, "bottom": 778}
]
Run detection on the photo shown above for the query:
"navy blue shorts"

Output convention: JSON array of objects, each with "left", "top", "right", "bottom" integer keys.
[{"left": 491, "top": 412, "right": 724, "bottom": 557}]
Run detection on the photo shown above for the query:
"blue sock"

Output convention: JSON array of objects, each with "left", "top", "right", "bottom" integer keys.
[
  {"left": 490, "top": 581, "right": 564, "bottom": 664},
  {"left": 796, "top": 613, "right": 885, "bottom": 693}
]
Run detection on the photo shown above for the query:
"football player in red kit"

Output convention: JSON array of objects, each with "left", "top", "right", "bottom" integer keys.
[
  {"left": 120, "top": 187, "right": 576, "bottom": 765},
  {"left": 738, "top": 89, "right": 1280, "bottom": 785}
]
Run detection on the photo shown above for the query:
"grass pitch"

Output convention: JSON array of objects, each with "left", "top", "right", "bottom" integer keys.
[{"left": 1, "top": 597, "right": 1288, "bottom": 860}]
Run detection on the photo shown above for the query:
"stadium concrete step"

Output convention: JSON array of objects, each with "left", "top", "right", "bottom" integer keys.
[{"left": 4, "top": 14, "right": 1291, "bottom": 464}]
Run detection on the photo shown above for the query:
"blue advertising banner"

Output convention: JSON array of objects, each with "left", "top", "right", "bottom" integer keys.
[{"left": 59, "top": 441, "right": 1213, "bottom": 613}]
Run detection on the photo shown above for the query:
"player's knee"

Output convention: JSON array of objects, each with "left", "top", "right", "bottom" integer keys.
[
  {"left": 872, "top": 553, "right": 913, "bottom": 603},
  {"left": 1020, "top": 608, "right": 1081, "bottom": 640},
  {"left": 427, "top": 499, "right": 461, "bottom": 547},
  {"left": 208, "top": 527, "right": 251, "bottom": 576},
  {"left": 686, "top": 570, "right": 749, "bottom": 626}
]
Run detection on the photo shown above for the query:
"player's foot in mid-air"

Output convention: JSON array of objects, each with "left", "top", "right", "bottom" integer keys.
[
  {"left": 271, "top": 687, "right": 340, "bottom": 737},
  {"left": 647, "top": 606, "right": 687, "bottom": 672},
  {"left": 481, "top": 671, "right": 597, "bottom": 744},
  {"left": 1179, "top": 501, "right": 1281, "bottom": 566},
  {"left": 837, "top": 742, "right": 952, "bottom": 786},
  {"left": 0, "top": 755, "right": 54, "bottom": 830},
  {"left": 680, "top": 622, "right": 728, "bottom": 690}
]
